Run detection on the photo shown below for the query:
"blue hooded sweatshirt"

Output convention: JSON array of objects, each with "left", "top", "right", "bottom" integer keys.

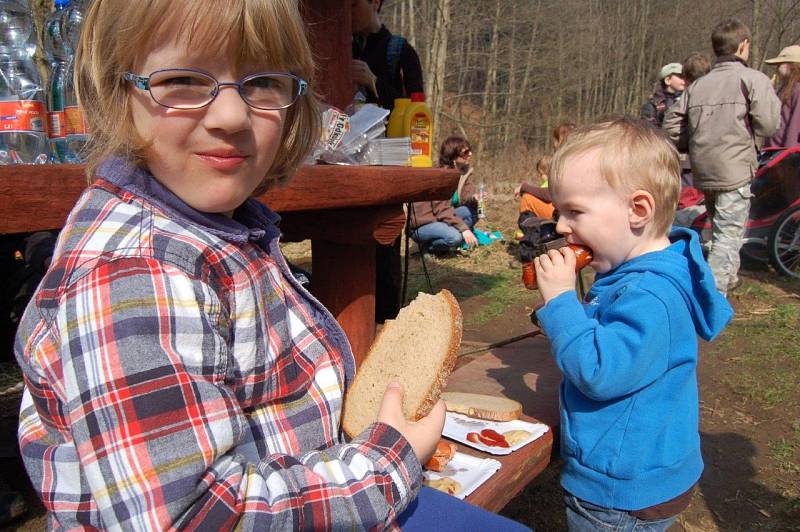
[{"left": 536, "top": 227, "right": 733, "bottom": 511}]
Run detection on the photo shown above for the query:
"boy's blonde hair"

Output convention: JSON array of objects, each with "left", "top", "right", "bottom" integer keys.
[
  {"left": 549, "top": 117, "right": 681, "bottom": 236},
  {"left": 76, "top": 0, "right": 320, "bottom": 193}
]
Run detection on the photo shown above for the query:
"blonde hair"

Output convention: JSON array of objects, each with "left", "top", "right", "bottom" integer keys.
[
  {"left": 549, "top": 117, "right": 681, "bottom": 236},
  {"left": 76, "top": 0, "right": 320, "bottom": 193},
  {"left": 535, "top": 154, "right": 552, "bottom": 182}
]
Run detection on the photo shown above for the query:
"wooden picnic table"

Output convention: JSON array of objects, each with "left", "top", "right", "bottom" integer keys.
[{"left": 445, "top": 332, "right": 561, "bottom": 511}]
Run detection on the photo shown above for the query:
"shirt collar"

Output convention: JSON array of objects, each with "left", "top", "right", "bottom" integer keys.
[{"left": 95, "top": 156, "right": 281, "bottom": 245}]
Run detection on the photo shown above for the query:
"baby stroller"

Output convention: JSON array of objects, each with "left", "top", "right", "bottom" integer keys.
[{"left": 684, "top": 145, "right": 800, "bottom": 279}]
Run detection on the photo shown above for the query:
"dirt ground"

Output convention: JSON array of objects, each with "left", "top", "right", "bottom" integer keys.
[{"left": 1, "top": 194, "right": 798, "bottom": 531}]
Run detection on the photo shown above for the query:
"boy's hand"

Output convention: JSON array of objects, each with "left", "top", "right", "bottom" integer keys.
[
  {"left": 377, "top": 382, "right": 445, "bottom": 464},
  {"left": 535, "top": 247, "right": 577, "bottom": 302}
]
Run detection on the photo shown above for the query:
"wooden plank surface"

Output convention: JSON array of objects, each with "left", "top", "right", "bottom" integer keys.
[
  {"left": 443, "top": 335, "right": 562, "bottom": 511},
  {"left": 0, "top": 165, "right": 459, "bottom": 234}
]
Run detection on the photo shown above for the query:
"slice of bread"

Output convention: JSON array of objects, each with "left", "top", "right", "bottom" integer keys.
[
  {"left": 441, "top": 392, "right": 522, "bottom": 421},
  {"left": 342, "top": 290, "right": 462, "bottom": 438}
]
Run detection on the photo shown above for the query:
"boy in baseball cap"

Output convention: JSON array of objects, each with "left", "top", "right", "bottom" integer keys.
[{"left": 641, "top": 63, "right": 686, "bottom": 127}]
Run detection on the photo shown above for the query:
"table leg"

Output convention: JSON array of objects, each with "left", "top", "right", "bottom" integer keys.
[{"left": 311, "top": 240, "right": 376, "bottom": 367}]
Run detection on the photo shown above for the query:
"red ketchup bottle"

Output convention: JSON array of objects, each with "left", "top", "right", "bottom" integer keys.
[{"left": 522, "top": 244, "right": 593, "bottom": 290}]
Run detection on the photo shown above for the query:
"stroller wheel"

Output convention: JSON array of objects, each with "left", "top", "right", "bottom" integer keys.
[{"left": 768, "top": 205, "right": 800, "bottom": 279}]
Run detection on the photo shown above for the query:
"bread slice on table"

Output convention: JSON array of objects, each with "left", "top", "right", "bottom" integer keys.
[
  {"left": 342, "top": 290, "right": 462, "bottom": 438},
  {"left": 440, "top": 392, "right": 522, "bottom": 422}
]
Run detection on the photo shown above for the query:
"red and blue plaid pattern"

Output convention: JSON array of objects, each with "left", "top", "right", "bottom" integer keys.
[{"left": 16, "top": 176, "right": 421, "bottom": 531}]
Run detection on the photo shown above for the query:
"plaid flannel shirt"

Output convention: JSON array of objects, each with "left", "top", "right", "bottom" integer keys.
[{"left": 15, "top": 158, "right": 421, "bottom": 531}]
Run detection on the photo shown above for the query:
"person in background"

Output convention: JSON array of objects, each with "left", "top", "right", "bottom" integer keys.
[
  {"left": 534, "top": 117, "right": 733, "bottom": 531},
  {"left": 515, "top": 154, "right": 555, "bottom": 219},
  {"left": 442, "top": 136, "right": 479, "bottom": 225},
  {"left": 682, "top": 51, "right": 712, "bottom": 86},
  {"left": 667, "top": 52, "right": 712, "bottom": 188},
  {"left": 552, "top": 122, "right": 576, "bottom": 150},
  {"left": 351, "top": 0, "right": 423, "bottom": 111},
  {"left": 764, "top": 45, "right": 800, "bottom": 148},
  {"left": 664, "top": 18, "right": 781, "bottom": 295},
  {"left": 409, "top": 139, "right": 479, "bottom": 255},
  {"left": 352, "top": 0, "right": 425, "bottom": 323},
  {"left": 641, "top": 63, "right": 686, "bottom": 128}
]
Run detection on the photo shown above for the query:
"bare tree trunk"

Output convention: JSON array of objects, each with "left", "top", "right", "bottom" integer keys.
[
  {"left": 503, "top": 3, "right": 517, "bottom": 146},
  {"left": 406, "top": 0, "right": 416, "bottom": 49},
  {"left": 752, "top": 0, "right": 763, "bottom": 68},
  {"left": 477, "top": 0, "right": 501, "bottom": 161},
  {"left": 426, "top": 0, "right": 450, "bottom": 144}
]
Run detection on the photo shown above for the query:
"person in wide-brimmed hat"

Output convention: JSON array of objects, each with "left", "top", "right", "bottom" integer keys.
[{"left": 764, "top": 45, "right": 800, "bottom": 147}]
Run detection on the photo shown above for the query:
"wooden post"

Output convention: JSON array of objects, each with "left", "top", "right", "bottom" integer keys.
[{"left": 311, "top": 240, "right": 376, "bottom": 366}]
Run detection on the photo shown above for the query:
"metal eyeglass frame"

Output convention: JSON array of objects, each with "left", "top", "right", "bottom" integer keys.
[{"left": 122, "top": 68, "right": 308, "bottom": 110}]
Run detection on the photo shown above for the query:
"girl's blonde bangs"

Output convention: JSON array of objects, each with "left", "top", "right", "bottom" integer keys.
[{"left": 119, "top": 0, "right": 314, "bottom": 77}]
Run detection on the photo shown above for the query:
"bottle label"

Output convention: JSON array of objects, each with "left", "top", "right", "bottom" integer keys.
[
  {"left": 64, "top": 105, "right": 88, "bottom": 135},
  {"left": 0, "top": 101, "right": 47, "bottom": 133},
  {"left": 410, "top": 112, "right": 430, "bottom": 156},
  {"left": 48, "top": 111, "right": 65, "bottom": 138}
]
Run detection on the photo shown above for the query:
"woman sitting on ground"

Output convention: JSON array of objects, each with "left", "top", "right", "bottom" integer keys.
[
  {"left": 409, "top": 137, "right": 478, "bottom": 254},
  {"left": 445, "top": 136, "right": 480, "bottom": 225}
]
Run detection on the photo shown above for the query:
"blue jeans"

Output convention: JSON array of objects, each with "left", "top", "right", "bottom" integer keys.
[
  {"left": 412, "top": 206, "right": 474, "bottom": 253},
  {"left": 454, "top": 205, "right": 477, "bottom": 229},
  {"left": 398, "top": 486, "right": 531, "bottom": 531},
  {"left": 565, "top": 494, "right": 677, "bottom": 532}
]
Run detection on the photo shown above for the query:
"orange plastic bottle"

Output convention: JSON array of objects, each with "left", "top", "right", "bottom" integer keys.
[
  {"left": 522, "top": 244, "right": 593, "bottom": 290},
  {"left": 404, "top": 92, "right": 433, "bottom": 167}
]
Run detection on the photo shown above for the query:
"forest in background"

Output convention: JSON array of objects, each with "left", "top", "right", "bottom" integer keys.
[{"left": 382, "top": 0, "right": 800, "bottom": 168}]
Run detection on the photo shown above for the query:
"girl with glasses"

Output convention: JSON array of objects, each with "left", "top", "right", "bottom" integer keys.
[{"left": 14, "top": 1, "right": 458, "bottom": 529}]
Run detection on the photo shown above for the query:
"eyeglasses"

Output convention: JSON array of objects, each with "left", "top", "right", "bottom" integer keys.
[
  {"left": 123, "top": 68, "right": 308, "bottom": 110},
  {"left": 461, "top": 148, "right": 472, "bottom": 157}
]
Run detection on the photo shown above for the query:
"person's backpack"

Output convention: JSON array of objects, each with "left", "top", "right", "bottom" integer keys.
[{"left": 386, "top": 35, "right": 406, "bottom": 88}]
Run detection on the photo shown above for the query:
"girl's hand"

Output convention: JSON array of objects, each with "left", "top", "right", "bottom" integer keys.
[
  {"left": 514, "top": 185, "right": 522, "bottom": 198},
  {"left": 534, "top": 247, "right": 577, "bottom": 302},
  {"left": 377, "top": 382, "right": 445, "bottom": 464}
]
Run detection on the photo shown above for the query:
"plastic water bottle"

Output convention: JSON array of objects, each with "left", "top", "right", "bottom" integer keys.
[
  {"left": 62, "top": 0, "right": 89, "bottom": 162},
  {"left": 44, "top": 0, "right": 70, "bottom": 162},
  {"left": 0, "top": 1, "right": 49, "bottom": 164},
  {"left": 478, "top": 182, "right": 486, "bottom": 219}
]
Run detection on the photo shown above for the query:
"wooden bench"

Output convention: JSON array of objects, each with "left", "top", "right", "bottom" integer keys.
[{"left": 445, "top": 332, "right": 561, "bottom": 512}]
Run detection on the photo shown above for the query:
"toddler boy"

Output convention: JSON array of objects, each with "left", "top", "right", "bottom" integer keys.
[{"left": 534, "top": 118, "right": 733, "bottom": 530}]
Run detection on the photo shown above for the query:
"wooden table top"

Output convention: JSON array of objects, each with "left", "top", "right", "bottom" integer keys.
[
  {"left": 442, "top": 333, "right": 562, "bottom": 512},
  {"left": 0, "top": 164, "right": 460, "bottom": 234}
]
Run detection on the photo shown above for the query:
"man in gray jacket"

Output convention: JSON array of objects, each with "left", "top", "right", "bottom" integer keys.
[{"left": 664, "top": 18, "right": 781, "bottom": 295}]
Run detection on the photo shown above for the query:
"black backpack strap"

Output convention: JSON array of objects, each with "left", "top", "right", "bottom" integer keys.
[{"left": 386, "top": 35, "right": 406, "bottom": 88}]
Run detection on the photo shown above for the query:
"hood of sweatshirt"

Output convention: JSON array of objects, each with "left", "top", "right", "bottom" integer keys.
[{"left": 591, "top": 227, "right": 734, "bottom": 341}]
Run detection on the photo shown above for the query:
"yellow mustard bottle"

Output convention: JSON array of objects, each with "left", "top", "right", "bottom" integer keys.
[
  {"left": 387, "top": 98, "right": 411, "bottom": 138},
  {"left": 405, "top": 92, "right": 433, "bottom": 167}
]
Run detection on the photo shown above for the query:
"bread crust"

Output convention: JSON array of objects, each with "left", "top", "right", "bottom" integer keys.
[
  {"left": 413, "top": 289, "right": 462, "bottom": 420},
  {"left": 441, "top": 392, "right": 523, "bottom": 421},
  {"left": 342, "top": 289, "right": 462, "bottom": 437}
]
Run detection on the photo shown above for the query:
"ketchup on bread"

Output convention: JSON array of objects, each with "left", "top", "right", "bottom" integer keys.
[{"left": 522, "top": 244, "right": 592, "bottom": 290}]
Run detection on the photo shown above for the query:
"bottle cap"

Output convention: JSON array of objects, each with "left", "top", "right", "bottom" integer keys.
[
  {"left": 410, "top": 92, "right": 425, "bottom": 102},
  {"left": 55, "top": 0, "right": 70, "bottom": 7}
]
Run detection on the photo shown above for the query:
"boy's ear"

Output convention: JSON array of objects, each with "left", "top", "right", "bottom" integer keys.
[{"left": 628, "top": 189, "right": 656, "bottom": 229}]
